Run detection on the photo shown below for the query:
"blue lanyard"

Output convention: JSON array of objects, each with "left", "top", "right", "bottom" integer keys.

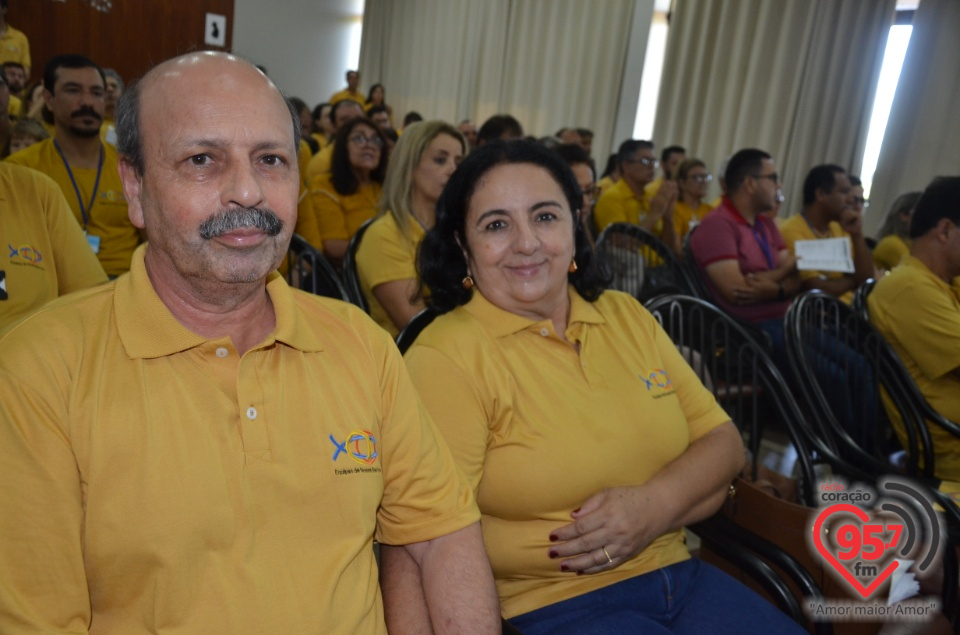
[
  {"left": 750, "top": 222, "right": 775, "bottom": 269},
  {"left": 54, "top": 140, "right": 104, "bottom": 231}
]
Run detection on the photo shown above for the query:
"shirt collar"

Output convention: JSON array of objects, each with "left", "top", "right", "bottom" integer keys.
[
  {"left": 461, "top": 286, "right": 605, "bottom": 338},
  {"left": 116, "top": 245, "right": 323, "bottom": 359},
  {"left": 901, "top": 255, "right": 953, "bottom": 291}
]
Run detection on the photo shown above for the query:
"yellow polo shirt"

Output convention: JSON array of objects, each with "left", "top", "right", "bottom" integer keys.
[
  {"left": 0, "top": 163, "right": 106, "bottom": 332},
  {"left": 306, "top": 141, "right": 335, "bottom": 183},
  {"left": 593, "top": 178, "right": 663, "bottom": 236},
  {"left": 6, "top": 138, "right": 138, "bottom": 276},
  {"left": 0, "top": 25, "right": 30, "bottom": 69},
  {"left": 873, "top": 234, "right": 909, "bottom": 271},
  {"left": 310, "top": 172, "right": 381, "bottom": 242},
  {"left": 868, "top": 255, "right": 960, "bottom": 480},
  {"left": 780, "top": 214, "right": 854, "bottom": 303},
  {"left": 405, "top": 288, "right": 730, "bottom": 618},
  {"left": 355, "top": 212, "right": 426, "bottom": 336},
  {"left": 673, "top": 199, "right": 714, "bottom": 240},
  {"left": 0, "top": 245, "right": 478, "bottom": 634},
  {"left": 329, "top": 89, "right": 367, "bottom": 109}
]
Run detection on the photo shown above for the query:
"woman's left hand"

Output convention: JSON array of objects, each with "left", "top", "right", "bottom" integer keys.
[{"left": 547, "top": 484, "right": 667, "bottom": 575}]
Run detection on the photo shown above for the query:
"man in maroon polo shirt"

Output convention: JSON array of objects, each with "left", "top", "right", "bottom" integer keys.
[{"left": 689, "top": 148, "right": 801, "bottom": 357}]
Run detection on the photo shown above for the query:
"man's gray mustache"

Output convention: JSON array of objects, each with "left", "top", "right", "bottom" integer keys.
[{"left": 199, "top": 208, "right": 284, "bottom": 240}]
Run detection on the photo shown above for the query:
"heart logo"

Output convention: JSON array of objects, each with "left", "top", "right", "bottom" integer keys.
[{"left": 812, "top": 503, "right": 900, "bottom": 599}]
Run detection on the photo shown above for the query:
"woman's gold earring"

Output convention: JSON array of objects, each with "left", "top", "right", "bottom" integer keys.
[
  {"left": 568, "top": 259, "right": 578, "bottom": 273},
  {"left": 462, "top": 275, "right": 475, "bottom": 289}
]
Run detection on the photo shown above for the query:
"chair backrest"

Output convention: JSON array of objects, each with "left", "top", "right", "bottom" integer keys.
[
  {"left": 850, "top": 277, "right": 876, "bottom": 322},
  {"left": 783, "top": 291, "right": 958, "bottom": 479},
  {"left": 595, "top": 223, "right": 691, "bottom": 301},
  {"left": 286, "top": 233, "right": 350, "bottom": 301},
  {"left": 342, "top": 218, "right": 374, "bottom": 313},
  {"left": 644, "top": 293, "right": 823, "bottom": 505},
  {"left": 395, "top": 308, "right": 438, "bottom": 354}
]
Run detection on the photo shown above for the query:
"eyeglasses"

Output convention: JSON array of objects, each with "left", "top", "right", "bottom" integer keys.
[
  {"left": 625, "top": 157, "right": 659, "bottom": 168},
  {"left": 348, "top": 134, "right": 384, "bottom": 148},
  {"left": 852, "top": 196, "right": 869, "bottom": 208},
  {"left": 688, "top": 174, "right": 713, "bottom": 184},
  {"left": 752, "top": 173, "right": 780, "bottom": 184}
]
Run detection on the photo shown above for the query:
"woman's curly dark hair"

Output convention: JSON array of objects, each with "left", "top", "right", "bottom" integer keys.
[
  {"left": 330, "top": 117, "right": 388, "bottom": 196},
  {"left": 418, "top": 140, "right": 608, "bottom": 314}
]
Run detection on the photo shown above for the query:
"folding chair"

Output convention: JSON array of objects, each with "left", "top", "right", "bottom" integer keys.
[
  {"left": 286, "top": 233, "right": 349, "bottom": 301},
  {"left": 594, "top": 223, "right": 691, "bottom": 301},
  {"left": 342, "top": 218, "right": 374, "bottom": 312}
]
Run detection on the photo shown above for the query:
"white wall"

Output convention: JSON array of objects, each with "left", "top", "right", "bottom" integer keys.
[{"left": 232, "top": 0, "right": 364, "bottom": 108}]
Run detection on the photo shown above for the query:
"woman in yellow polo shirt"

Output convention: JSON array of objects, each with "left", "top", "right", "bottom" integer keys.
[
  {"left": 309, "top": 117, "right": 386, "bottom": 265},
  {"left": 379, "top": 141, "right": 803, "bottom": 634},
  {"left": 873, "top": 190, "right": 921, "bottom": 271},
  {"left": 355, "top": 121, "right": 465, "bottom": 336},
  {"left": 672, "top": 158, "right": 715, "bottom": 242}
]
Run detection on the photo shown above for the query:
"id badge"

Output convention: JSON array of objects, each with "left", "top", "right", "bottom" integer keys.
[{"left": 86, "top": 233, "right": 101, "bottom": 254}]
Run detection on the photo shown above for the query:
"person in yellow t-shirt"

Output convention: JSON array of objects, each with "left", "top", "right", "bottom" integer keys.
[
  {"left": 305, "top": 98, "right": 364, "bottom": 184},
  {"left": 6, "top": 55, "right": 138, "bottom": 277},
  {"left": 779, "top": 164, "right": 873, "bottom": 303},
  {"left": 309, "top": 117, "right": 386, "bottom": 265},
  {"left": 329, "top": 69, "right": 367, "bottom": 108},
  {"left": 310, "top": 101, "right": 333, "bottom": 151},
  {"left": 594, "top": 139, "right": 679, "bottom": 255},
  {"left": 0, "top": 3, "right": 30, "bottom": 78},
  {"left": 868, "top": 176, "right": 960, "bottom": 481},
  {"left": 873, "top": 190, "right": 921, "bottom": 271},
  {"left": 643, "top": 144, "right": 685, "bottom": 201},
  {"left": 0, "top": 162, "right": 106, "bottom": 332},
  {"left": 0, "top": 51, "right": 499, "bottom": 635},
  {"left": 356, "top": 120, "right": 465, "bottom": 336},
  {"left": 380, "top": 140, "right": 802, "bottom": 634},
  {"left": 672, "top": 158, "right": 715, "bottom": 242}
]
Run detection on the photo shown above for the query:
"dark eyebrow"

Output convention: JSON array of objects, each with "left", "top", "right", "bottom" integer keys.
[
  {"left": 474, "top": 200, "right": 563, "bottom": 223},
  {"left": 176, "top": 140, "right": 293, "bottom": 153}
]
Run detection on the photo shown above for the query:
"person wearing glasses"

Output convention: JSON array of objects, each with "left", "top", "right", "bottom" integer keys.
[
  {"left": 672, "top": 158, "right": 715, "bottom": 241},
  {"left": 779, "top": 164, "right": 874, "bottom": 304},
  {"left": 689, "top": 149, "right": 800, "bottom": 364},
  {"left": 309, "top": 116, "right": 387, "bottom": 264},
  {"left": 593, "top": 139, "right": 679, "bottom": 255}
]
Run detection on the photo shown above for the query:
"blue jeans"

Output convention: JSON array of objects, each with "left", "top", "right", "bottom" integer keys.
[{"left": 508, "top": 559, "right": 806, "bottom": 635}]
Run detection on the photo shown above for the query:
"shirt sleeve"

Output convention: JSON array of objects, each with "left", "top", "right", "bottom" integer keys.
[
  {"left": 356, "top": 220, "right": 417, "bottom": 291},
  {"left": 374, "top": 331, "right": 480, "bottom": 545},
  {"left": 293, "top": 184, "right": 324, "bottom": 249},
  {"left": 42, "top": 174, "right": 108, "bottom": 293},
  {"left": 878, "top": 282, "right": 960, "bottom": 381},
  {"left": 310, "top": 175, "right": 349, "bottom": 242},
  {"left": 690, "top": 215, "right": 739, "bottom": 268},
  {"left": 0, "top": 358, "right": 92, "bottom": 632},
  {"left": 593, "top": 189, "right": 627, "bottom": 232}
]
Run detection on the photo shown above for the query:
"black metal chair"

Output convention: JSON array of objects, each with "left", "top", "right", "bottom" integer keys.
[
  {"left": 680, "top": 227, "right": 713, "bottom": 301},
  {"left": 394, "top": 307, "right": 438, "bottom": 354},
  {"left": 594, "top": 223, "right": 691, "bottom": 302},
  {"left": 285, "top": 233, "right": 349, "bottom": 301},
  {"left": 342, "top": 218, "right": 374, "bottom": 312},
  {"left": 850, "top": 277, "right": 876, "bottom": 323}
]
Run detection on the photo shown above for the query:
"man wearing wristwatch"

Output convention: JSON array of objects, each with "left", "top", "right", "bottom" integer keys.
[{"left": 689, "top": 148, "right": 801, "bottom": 367}]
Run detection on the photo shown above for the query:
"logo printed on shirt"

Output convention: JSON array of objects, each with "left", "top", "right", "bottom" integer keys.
[
  {"left": 329, "top": 430, "right": 381, "bottom": 474},
  {"left": 98, "top": 189, "right": 126, "bottom": 204},
  {"left": 639, "top": 368, "right": 676, "bottom": 399},
  {"left": 7, "top": 244, "right": 44, "bottom": 269}
]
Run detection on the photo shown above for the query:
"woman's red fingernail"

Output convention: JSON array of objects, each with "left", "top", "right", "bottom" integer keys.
[
  {"left": 572, "top": 507, "right": 581, "bottom": 514},
  {"left": 560, "top": 564, "right": 569, "bottom": 572},
  {"left": 548, "top": 550, "right": 558, "bottom": 559},
  {"left": 549, "top": 534, "right": 558, "bottom": 542}
]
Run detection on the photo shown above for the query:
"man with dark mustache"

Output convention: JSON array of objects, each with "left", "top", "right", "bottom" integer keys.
[
  {"left": 0, "top": 52, "right": 499, "bottom": 634},
  {"left": 7, "top": 54, "right": 140, "bottom": 276}
]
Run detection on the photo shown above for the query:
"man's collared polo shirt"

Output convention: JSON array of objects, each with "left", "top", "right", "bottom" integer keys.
[
  {"left": 0, "top": 245, "right": 478, "bottom": 634},
  {"left": 594, "top": 178, "right": 663, "bottom": 236},
  {"left": 690, "top": 197, "right": 789, "bottom": 323},
  {"left": 6, "top": 138, "right": 138, "bottom": 276},
  {"left": 869, "top": 255, "right": 960, "bottom": 480},
  {"left": 780, "top": 213, "right": 854, "bottom": 303}
]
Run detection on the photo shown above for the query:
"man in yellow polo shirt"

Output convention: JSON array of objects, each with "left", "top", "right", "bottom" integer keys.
[
  {"left": 868, "top": 176, "right": 960, "bottom": 481},
  {"left": 593, "top": 139, "right": 679, "bottom": 254},
  {"left": 0, "top": 52, "right": 499, "bottom": 634},
  {"left": 0, "top": 161, "right": 106, "bottom": 332},
  {"left": 329, "top": 69, "right": 367, "bottom": 108},
  {"left": 779, "top": 164, "right": 873, "bottom": 303},
  {"left": 6, "top": 54, "right": 139, "bottom": 277},
  {"left": 0, "top": 0, "right": 29, "bottom": 78}
]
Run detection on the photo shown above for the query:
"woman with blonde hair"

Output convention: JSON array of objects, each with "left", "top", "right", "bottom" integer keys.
[
  {"left": 355, "top": 120, "right": 465, "bottom": 335},
  {"left": 873, "top": 191, "right": 921, "bottom": 271}
]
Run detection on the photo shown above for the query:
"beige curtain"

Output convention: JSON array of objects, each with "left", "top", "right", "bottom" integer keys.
[
  {"left": 866, "top": 0, "right": 960, "bottom": 236},
  {"left": 654, "top": 0, "right": 894, "bottom": 215},
  {"left": 358, "top": 0, "right": 639, "bottom": 163}
]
